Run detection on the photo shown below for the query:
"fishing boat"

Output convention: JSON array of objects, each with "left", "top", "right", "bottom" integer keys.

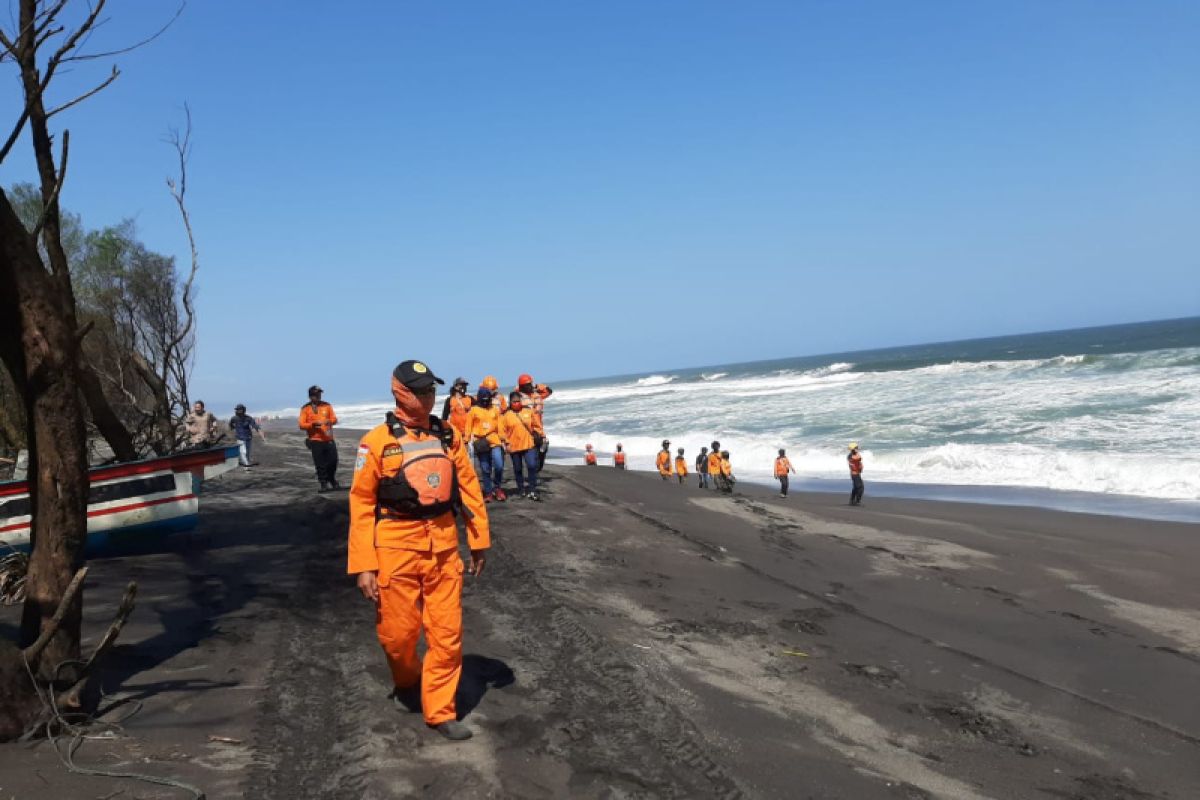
[{"left": 0, "top": 444, "right": 240, "bottom": 554}]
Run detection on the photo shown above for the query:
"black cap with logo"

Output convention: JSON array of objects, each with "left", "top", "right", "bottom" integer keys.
[{"left": 393, "top": 360, "right": 445, "bottom": 390}]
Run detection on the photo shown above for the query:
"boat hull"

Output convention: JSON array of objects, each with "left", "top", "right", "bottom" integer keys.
[{"left": 0, "top": 445, "right": 239, "bottom": 554}]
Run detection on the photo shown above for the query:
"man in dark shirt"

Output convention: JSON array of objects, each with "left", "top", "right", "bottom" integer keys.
[{"left": 230, "top": 404, "right": 265, "bottom": 470}]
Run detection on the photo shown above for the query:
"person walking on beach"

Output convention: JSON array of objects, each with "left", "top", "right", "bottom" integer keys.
[
  {"left": 515, "top": 375, "right": 554, "bottom": 469},
  {"left": 695, "top": 446, "right": 710, "bottom": 488},
  {"left": 707, "top": 442, "right": 722, "bottom": 489},
  {"left": 185, "top": 400, "right": 218, "bottom": 447},
  {"left": 347, "top": 359, "right": 490, "bottom": 742},
  {"left": 775, "top": 448, "right": 796, "bottom": 497},
  {"left": 848, "top": 442, "right": 865, "bottom": 506},
  {"left": 441, "top": 377, "right": 473, "bottom": 438},
  {"left": 466, "top": 388, "right": 506, "bottom": 502},
  {"left": 613, "top": 443, "right": 627, "bottom": 469},
  {"left": 674, "top": 447, "right": 688, "bottom": 484},
  {"left": 500, "top": 391, "right": 544, "bottom": 501},
  {"left": 299, "top": 385, "right": 340, "bottom": 491},
  {"left": 229, "top": 404, "right": 266, "bottom": 470},
  {"left": 656, "top": 440, "right": 672, "bottom": 480},
  {"left": 584, "top": 444, "right": 597, "bottom": 465},
  {"left": 718, "top": 450, "right": 735, "bottom": 493}
]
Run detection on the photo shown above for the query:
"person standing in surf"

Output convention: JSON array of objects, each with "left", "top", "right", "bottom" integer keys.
[{"left": 848, "top": 442, "right": 864, "bottom": 506}]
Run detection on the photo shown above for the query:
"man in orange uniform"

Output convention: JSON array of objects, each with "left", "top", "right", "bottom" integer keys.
[
  {"left": 499, "top": 391, "right": 545, "bottom": 500},
  {"left": 515, "top": 374, "right": 554, "bottom": 469},
  {"left": 441, "top": 377, "right": 473, "bottom": 437},
  {"left": 775, "top": 448, "right": 796, "bottom": 498},
  {"left": 584, "top": 444, "right": 597, "bottom": 465},
  {"left": 674, "top": 447, "right": 688, "bottom": 484},
  {"left": 299, "top": 385, "right": 340, "bottom": 491},
  {"left": 348, "top": 360, "right": 490, "bottom": 742},
  {"left": 707, "top": 441, "right": 723, "bottom": 489},
  {"left": 656, "top": 440, "right": 672, "bottom": 480},
  {"left": 465, "top": 387, "right": 507, "bottom": 501}
]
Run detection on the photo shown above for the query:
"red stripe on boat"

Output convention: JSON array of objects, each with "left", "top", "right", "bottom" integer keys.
[{"left": 0, "top": 493, "right": 197, "bottom": 533}]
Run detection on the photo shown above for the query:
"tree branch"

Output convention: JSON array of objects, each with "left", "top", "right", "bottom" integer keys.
[
  {"left": 46, "top": 64, "right": 119, "bottom": 119},
  {"left": 30, "top": 128, "right": 68, "bottom": 242}
]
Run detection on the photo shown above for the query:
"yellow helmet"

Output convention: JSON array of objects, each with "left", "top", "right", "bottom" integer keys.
[
  {"left": 481, "top": 375, "right": 499, "bottom": 391},
  {"left": 848, "top": 442, "right": 858, "bottom": 450}
]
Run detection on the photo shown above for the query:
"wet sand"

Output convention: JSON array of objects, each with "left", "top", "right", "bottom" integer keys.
[{"left": 1, "top": 433, "right": 1198, "bottom": 798}]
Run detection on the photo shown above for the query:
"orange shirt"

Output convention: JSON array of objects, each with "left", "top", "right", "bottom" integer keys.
[
  {"left": 707, "top": 451, "right": 722, "bottom": 476},
  {"left": 674, "top": 456, "right": 688, "bottom": 476},
  {"left": 720, "top": 457, "right": 732, "bottom": 477},
  {"left": 585, "top": 451, "right": 597, "bottom": 465},
  {"left": 499, "top": 407, "right": 543, "bottom": 452},
  {"left": 299, "top": 401, "right": 337, "bottom": 442},
  {"left": 465, "top": 405, "right": 504, "bottom": 447},
  {"left": 848, "top": 452, "right": 863, "bottom": 475},
  {"left": 347, "top": 422, "right": 490, "bottom": 574},
  {"left": 656, "top": 450, "right": 672, "bottom": 475},
  {"left": 774, "top": 457, "right": 793, "bottom": 477},
  {"left": 444, "top": 394, "right": 473, "bottom": 435}
]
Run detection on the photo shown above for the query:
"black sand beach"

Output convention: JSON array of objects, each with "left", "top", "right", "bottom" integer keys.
[{"left": 2, "top": 431, "right": 1197, "bottom": 798}]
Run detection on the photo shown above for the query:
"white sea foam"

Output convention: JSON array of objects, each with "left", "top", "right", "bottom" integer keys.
[
  {"left": 702, "top": 372, "right": 728, "bottom": 381},
  {"left": 636, "top": 374, "right": 676, "bottom": 387}
]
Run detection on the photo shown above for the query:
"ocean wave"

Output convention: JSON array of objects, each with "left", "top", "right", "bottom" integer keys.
[
  {"left": 701, "top": 372, "right": 728, "bottom": 381},
  {"left": 636, "top": 374, "right": 675, "bottom": 387}
]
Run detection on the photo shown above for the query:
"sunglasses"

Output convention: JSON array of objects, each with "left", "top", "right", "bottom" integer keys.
[{"left": 412, "top": 384, "right": 438, "bottom": 396}]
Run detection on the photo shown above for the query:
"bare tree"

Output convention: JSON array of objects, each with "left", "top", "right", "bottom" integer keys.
[{"left": 0, "top": 0, "right": 182, "bottom": 739}]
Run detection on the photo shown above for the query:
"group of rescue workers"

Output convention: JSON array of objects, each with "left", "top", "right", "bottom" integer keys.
[
  {"left": 302, "top": 355, "right": 865, "bottom": 746},
  {"left": 584, "top": 439, "right": 866, "bottom": 503}
]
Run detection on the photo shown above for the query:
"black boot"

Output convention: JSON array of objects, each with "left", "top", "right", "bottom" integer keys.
[{"left": 432, "top": 720, "right": 472, "bottom": 741}]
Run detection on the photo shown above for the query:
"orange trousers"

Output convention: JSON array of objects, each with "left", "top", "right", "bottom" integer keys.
[{"left": 375, "top": 547, "right": 464, "bottom": 726}]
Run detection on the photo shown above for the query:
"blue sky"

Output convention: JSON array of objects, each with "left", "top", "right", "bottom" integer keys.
[{"left": 4, "top": 1, "right": 1198, "bottom": 409}]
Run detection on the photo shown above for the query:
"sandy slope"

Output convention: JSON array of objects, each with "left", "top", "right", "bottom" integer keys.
[{"left": 1, "top": 434, "right": 1197, "bottom": 798}]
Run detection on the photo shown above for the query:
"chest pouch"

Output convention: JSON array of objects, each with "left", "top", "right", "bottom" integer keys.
[{"left": 377, "top": 413, "right": 461, "bottom": 520}]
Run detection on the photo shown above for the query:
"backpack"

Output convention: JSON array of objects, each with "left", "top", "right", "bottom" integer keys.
[{"left": 376, "top": 413, "right": 464, "bottom": 520}]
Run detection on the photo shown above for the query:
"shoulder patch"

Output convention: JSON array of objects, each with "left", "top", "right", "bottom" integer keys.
[{"left": 382, "top": 444, "right": 403, "bottom": 458}]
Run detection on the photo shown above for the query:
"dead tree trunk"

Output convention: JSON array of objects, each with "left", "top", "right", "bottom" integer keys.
[{"left": 0, "top": 190, "right": 89, "bottom": 681}]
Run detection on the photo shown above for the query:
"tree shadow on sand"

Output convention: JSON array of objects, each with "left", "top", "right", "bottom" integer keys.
[{"left": 456, "top": 654, "right": 515, "bottom": 720}]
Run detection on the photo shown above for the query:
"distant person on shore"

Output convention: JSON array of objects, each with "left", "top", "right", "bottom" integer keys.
[
  {"left": 695, "top": 446, "right": 710, "bottom": 488},
  {"left": 674, "top": 448, "right": 688, "bottom": 484},
  {"left": 229, "top": 404, "right": 266, "bottom": 470},
  {"left": 718, "top": 450, "right": 735, "bottom": 493},
  {"left": 584, "top": 444, "right": 597, "bottom": 466},
  {"left": 613, "top": 443, "right": 626, "bottom": 469},
  {"left": 185, "top": 400, "right": 219, "bottom": 447},
  {"left": 466, "top": 388, "right": 505, "bottom": 502},
  {"left": 848, "top": 443, "right": 864, "bottom": 506},
  {"left": 299, "top": 385, "right": 340, "bottom": 492},
  {"left": 707, "top": 442, "right": 722, "bottom": 489},
  {"left": 441, "top": 377, "right": 473, "bottom": 438},
  {"left": 347, "top": 358, "right": 490, "bottom": 742},
  {"left": 656, "top": 440, "right": 672, "bottom": 480},
  {"left": 775, "top": 448, "right": 796, "bottom": 497},
  {"left": 500, "top": 391, "right": 544, "bottom": 501}
]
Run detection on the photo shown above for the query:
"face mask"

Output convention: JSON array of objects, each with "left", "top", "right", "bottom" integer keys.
[{"left": 511, "top": 401, "right": 523, "bottom": 412}]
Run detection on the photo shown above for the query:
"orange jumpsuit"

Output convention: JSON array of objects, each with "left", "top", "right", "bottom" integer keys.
[
  {"left": 656, "top": 450, "right": 672, "bottom": 478},
  {"left": 674, "top": 456, "right": 688, "bottom": 478},
  {"left": 707, "top": 451, "right": 722, "bottom": 477},
  {"left": 347, "top": 419, "right": 490, "bottom": 726}
]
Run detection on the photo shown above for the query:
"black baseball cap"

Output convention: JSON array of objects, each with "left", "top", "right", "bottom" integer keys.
[
  {"left": 308, "top": 385, "right": 323, "bottom": 396},
  {"left": 393, "top": 360, "right": 445, "bottom": 390}
]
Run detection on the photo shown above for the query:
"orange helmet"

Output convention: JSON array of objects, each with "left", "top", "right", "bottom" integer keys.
[
  {"left": 517, "top": 373, "right": 534, "bottom": 387},
  {"left": 481, "top": 375, "right": 499, "bottom": 391}
]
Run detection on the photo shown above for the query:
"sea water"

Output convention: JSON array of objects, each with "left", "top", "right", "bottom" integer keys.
[{"left": 278, "top": 317, "right": 1200, "bottom": 519}]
